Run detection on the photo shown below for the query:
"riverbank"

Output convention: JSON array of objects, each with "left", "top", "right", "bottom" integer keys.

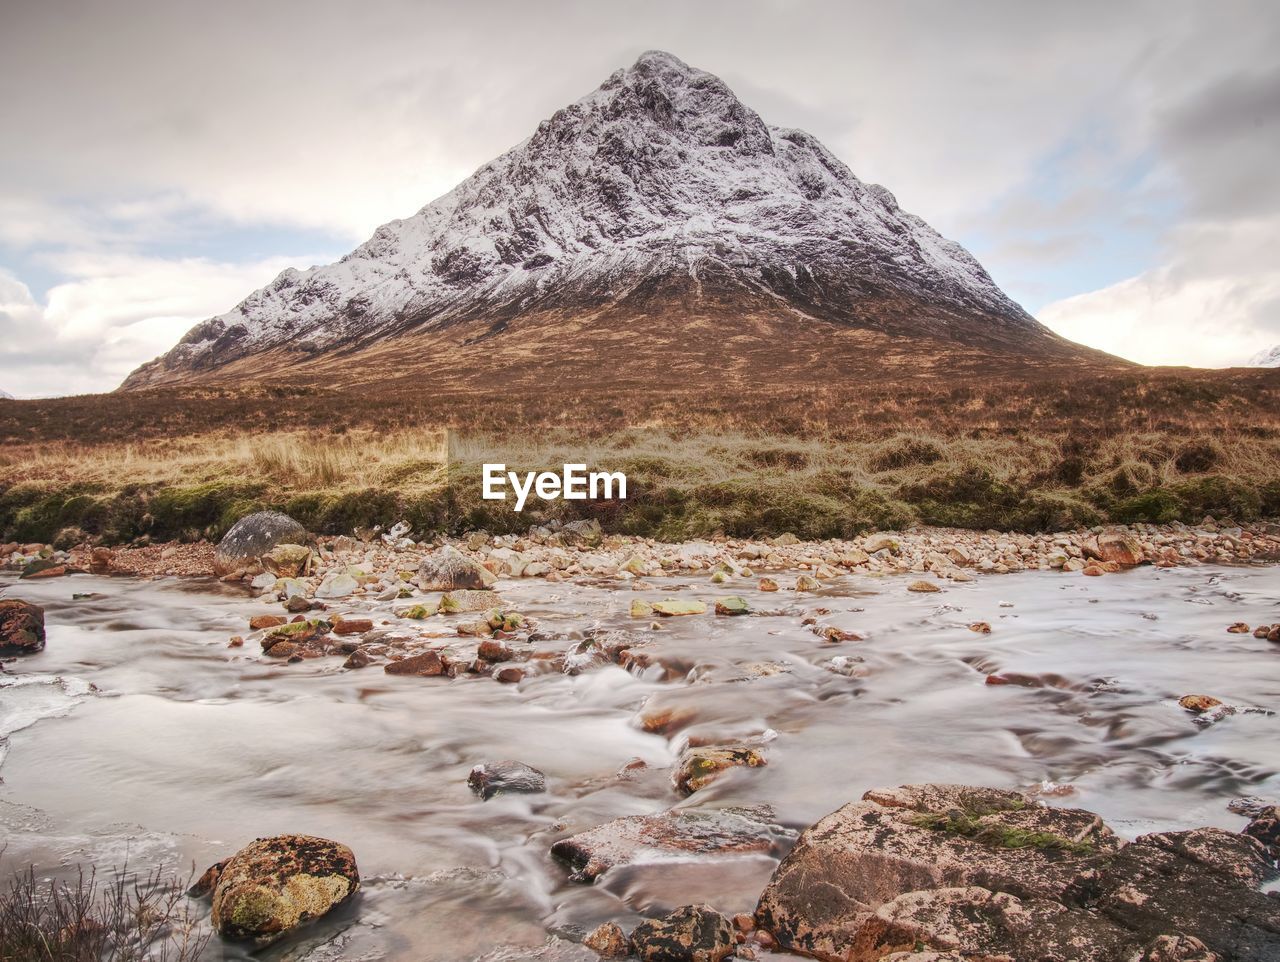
[{"left": 5, "top": 518, "right": 1280, "bottom": 585}]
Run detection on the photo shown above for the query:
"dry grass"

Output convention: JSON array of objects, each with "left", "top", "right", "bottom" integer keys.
[
  {"left": 3, "top": 423, "right": 1277, "bottom": 544},
  {"left": 0, "top": 429, "right": 449, "bottom": 493}
]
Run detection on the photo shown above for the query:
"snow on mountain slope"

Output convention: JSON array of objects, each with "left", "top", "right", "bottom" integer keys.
[
  {"left": 1248, "top": 345, "right": 1280, "bottom": 367},
  {"left": 124, "top": 51, "right": 1051, "bottom": 388}
]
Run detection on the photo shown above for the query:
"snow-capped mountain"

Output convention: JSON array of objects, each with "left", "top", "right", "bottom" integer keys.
[
  {"left": 0, "top": 389, "right": 13, "bottom": 399},
  {"left": 1248, "top": 345, "right": 1280, "bottom": 367},
  {"left": 124, "top": 51, "right": 1082, "bottom": 389}
]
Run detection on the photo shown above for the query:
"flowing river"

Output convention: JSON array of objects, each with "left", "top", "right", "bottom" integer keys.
[{"left": 2, "top": 563, "right": 1279, "bottom": 960}]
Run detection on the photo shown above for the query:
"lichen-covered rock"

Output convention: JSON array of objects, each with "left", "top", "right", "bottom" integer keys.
[
  {"left": 0, "top": 599, "right": 45, "bottom": 654},
  {"left": 714, "top": 596, "right": 750, "bottom": 616},
  {"left": 468, "top": 760, "right": 546, "bottom": 800},
  {"left": 851, "top": 886, "right": 1140, "bottom": 962},
  {"left": 673, "top": 746, "right": 767, "bottom": 795},
  {"left": 651, "top": 599, "right": 707, "bottom": 616},
  {"left": 553, "top": 806, "right": 792, "bottom": 882},
  {"left": 418, "top": 545, "right": 496, "bottom": 591},
  {"left": 1089, "top": 831, "right": 1280, "bottom": 959},
  {"left": 754, "top": 785, "right": 1280, "bottom": 962},
  {"left": 1243, "top": 806, "right": 1280, "bottom": 852},
  {"left": 630, "top": 904, "right": 734, "bottom": 962},
  {"left": 584, "top": 921, "right": 630, "bottom": 958},
  {"left": 1097, "top": 530, "right": 1144, "bottom": 566},
  {"left": 261, "top": 543, "right": 313, "bottom": 578},
  {"left": 208, "top": 835, "right": 358, "bottom": 946},
  {"left": 214, "top": 511, "right": 307, "bottom": 575},
  {"left": 755, "top": 784, "right": 1119, "bottom": 961},
  {"left": 559, "top": 519, "right": 603, "bottom": 547}
]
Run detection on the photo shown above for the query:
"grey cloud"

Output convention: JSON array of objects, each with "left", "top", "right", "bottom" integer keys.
[{"left": 1157, "top": 65, "right": 1280, "bottom": 217}]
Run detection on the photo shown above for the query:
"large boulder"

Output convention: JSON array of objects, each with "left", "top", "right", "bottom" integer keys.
[
  {"left": 851, "top": 886, "right": 1141, "bottom": 962},
  {"left": 417, "top": 545, "right": 496, "bottom": 591},
  {"left": 0, "top": 599, "right": 45, "bottom": 654},
  {"left": 215, "top": 512, "right": 307, "bottom": 575},
  {"left": 206, "top": 835, "right": 359, "bottom": 946},
  {"left": 754, "top": 785, "right": 1280, "bottom": 962}
]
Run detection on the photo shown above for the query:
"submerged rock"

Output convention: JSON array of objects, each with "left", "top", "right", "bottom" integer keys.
[
  {"left": 907, "top": 580, "right": 941, "bottom": 593},
  {"left": 206, "top": 834, "right": 358, "bottom": 946},
  {"left": 715, "top": 596, "right": 750, "bottom": 616},
  {"left": 630, "top": 904, "right": 735, "bottom": 962},
  {"left": 652, "top": 599, "right": 708, "bottom": 616},
  {"left": 440, "top": 589, "right": 501, "bottom": 613},
  {"left": 673, "top": 746, "right": 767, "bottom": 795},
  {"left": 0, "top": 598, "right": 45, "bottom": 654},
  {"left": 552, "top": 807, "right": 791, "bottom": 882},
  {"left": 214, "top": 511, "right": 307, "bottom": 575},
  {"left": 418, "top": 545, "right": 496, "bottom": 591},
  {"left": 468, "top": 760, "right": 547, "bottom": 800}
]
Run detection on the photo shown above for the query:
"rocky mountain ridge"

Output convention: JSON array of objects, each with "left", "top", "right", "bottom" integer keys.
[{"left": 123, "top": 50, "right": 1088, "bottom": 390}]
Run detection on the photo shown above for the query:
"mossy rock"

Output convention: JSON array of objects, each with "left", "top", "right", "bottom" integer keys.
[{"left": 208, "top": 835, "right": 359, "bottom": 946}]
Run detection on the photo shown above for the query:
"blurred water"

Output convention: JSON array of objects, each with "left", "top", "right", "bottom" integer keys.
[{"left": 1, "top": 563, "right": 1278, "bottom": 959}]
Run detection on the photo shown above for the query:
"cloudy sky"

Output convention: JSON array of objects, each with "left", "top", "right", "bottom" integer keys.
[{"left": 2, "top": 0, "right": 1277, "bottom": 397}]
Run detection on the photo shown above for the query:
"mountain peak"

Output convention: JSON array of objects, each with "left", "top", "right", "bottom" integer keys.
[{"left": 122, "top": 52, "right": 1085, "bottom": 390}]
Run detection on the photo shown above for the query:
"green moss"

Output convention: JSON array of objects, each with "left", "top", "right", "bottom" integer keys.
[
  {"left": 149, "top": 482, "right": 267, "bottom": 540},
  {"left": 909, "top": 808, "right": 1092, "bottom": 856},
  {"left": 1112, "top": 489, "right": 1186, "bottom": 524},
  {"left": 1171, "top": 475, "right": 1263, "bottom": 521}
]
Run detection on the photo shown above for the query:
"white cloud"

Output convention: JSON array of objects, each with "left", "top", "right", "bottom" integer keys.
[
  {"left": 0, "top": 255, "right": 321, "bottom": 397},
  {"left": 1040, "top": 220, "right": 1280, "bottom": 366}
]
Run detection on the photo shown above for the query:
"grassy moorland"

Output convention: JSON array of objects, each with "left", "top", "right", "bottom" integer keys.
[{"left": 2, "top": 361, "right": 1279, "bottom": 545}]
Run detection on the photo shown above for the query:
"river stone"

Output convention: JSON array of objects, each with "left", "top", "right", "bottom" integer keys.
[
  {"left": 673, "top": 746, "right": 767, "bottom": 795},
  {"left": 1243, "top": 806, "right": 1280, "bottom": 851},
  {"left": 755, "top": 784, "right": 1119, "bottom": 961},
  {"left": 214, "top": 511, "right": 307, "bottom": 575},
  {"left": 383, "top": 651, "right": 444, "bottom": 676},
  {"left": 316, "top": 573, "right": 358, "bottom": 599},
  {"left": 584, "top": 921, "right": 629, "bottom": 958},
  {"left": 552, "top": 806, "right": 792, "bottom": 882},
  {"left": 850, "top": 886, "right": 1141, "bottom": 962},
  {"left": 651, "top": 599, "right": 707, "bottom": 616},
  {"left": 714, "top": 596, "right": 750, "bottom": 616},
  {"left": 559, "top": 519, "right": 603, "bottom": 547},
  {"left": 563, "top": 628, "right": 647, "bottom": 675},
  {"left": 208, "top": 834, "right": 358, "bottom": 946},
  {"left": 630, "top": 904, "right": 735, "bottom": 962},
  {"left": 1097, "top": 531, "right": 1144, "bottom": 566},
  {"left": 468, "top": 760, "right": 547, "bottom": 800},
  {"left": 440, "top": 589, "right": 501, "bottom": 613},
  {"left": 418, "top": 545, "right": 496, "bottom": 591},
  {"left": 262, "top": 543, "right": 313, "bottom": 578},
  {"left": 0, "top": 599, "right": 45, "bottom": 654}
]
